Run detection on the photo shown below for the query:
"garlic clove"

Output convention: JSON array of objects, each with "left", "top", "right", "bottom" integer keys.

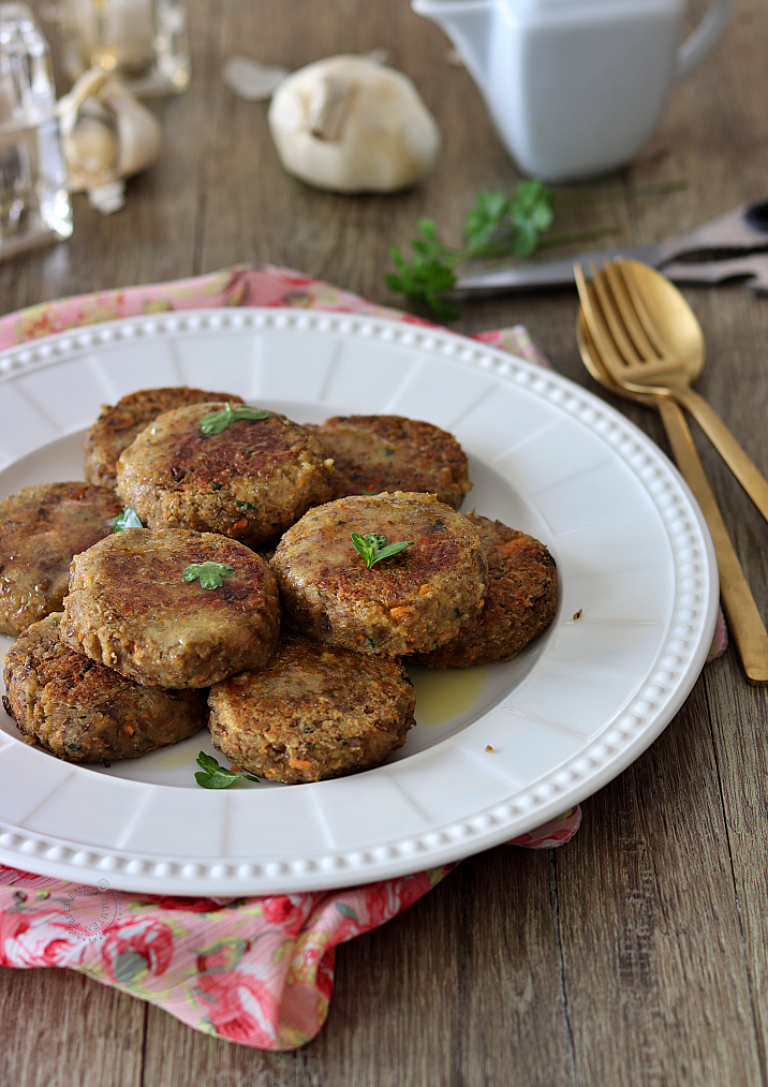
[
  {"left": 88, "top": 180, "right": 127, "bottom": 214},
  {"left": 58, "top": 67, "right": 162, "bottom": 201},
  {"left": 268, "top": 55, "right": 440, "bottom": 194},
  {"left": 109, "top": 80, "right": 162, "bottom": 176},
  {"left": 68, "top": 114, "right": 120, "bottom": 175}
]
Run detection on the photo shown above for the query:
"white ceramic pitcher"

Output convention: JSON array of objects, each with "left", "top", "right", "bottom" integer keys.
[{"left": 412, "top": 0, "right": 731, "bottom": 181}]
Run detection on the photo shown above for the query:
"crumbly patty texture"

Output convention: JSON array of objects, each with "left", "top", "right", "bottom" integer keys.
[
  {"left": 306, "top": 414, "right": 472, "bottom": 509},
  {"left": 116, "top": 403, "right": 334, "bottom": 546},
  {"left": 272, "top": 491, "right": 488, "bottom": 656},
  {"left": 418, "top": 514, "right": 558, "bottom": 668},
  {"left": 58, "top": 528, "right": 281, "bottom": 688},
  {"left": 84, "top": 386, "right": 245, "bottom": 490},
  {"left": 0, "top": 481, "right": 123, "bottom": 637},
  {"left": 2, "top": 615, "right": 206, "bottom": 762},
  {"left": 208, "top": 632, "right": 416, "bottom": 783}
]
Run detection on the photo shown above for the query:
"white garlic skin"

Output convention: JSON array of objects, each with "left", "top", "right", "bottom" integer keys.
[
  {"left": 59, "top": 68, "right": 162, "bottom": 199},
  {"left": 268, "top": 55, "right": 441, "bottom": 193},
  {"left": 69, "top": 115, "right": 120, "bottom": 174}
]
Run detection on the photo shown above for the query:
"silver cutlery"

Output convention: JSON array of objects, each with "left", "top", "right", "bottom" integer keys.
[{"left": 450, "top": 198, "right": 768, "bottom": 296}]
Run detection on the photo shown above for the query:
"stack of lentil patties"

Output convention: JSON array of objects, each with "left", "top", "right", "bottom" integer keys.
[{"left": 1, "top": 391, "right": 558, "bottom": 785}]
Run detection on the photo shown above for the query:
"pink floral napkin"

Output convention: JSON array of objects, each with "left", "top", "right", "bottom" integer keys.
[{"left": 0, "top": 263, "right": 723, "bottom": 1050}]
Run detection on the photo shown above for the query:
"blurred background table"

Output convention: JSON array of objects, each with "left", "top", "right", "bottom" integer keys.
[{"left": 3, "top": 0, "right": 768, "bottom": 1083}]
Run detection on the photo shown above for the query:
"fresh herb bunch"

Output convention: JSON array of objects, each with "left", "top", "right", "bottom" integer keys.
[
  {"left": 194, "top": 752, "right": 259, "bottom": 789},
  {"left": 351, "top": 532, "right": 414, "bottom": 569},
  {"left": 112, "top": 507, "right": 143, "bottom": 532},
  {"left": 182, "top": 562, "right": 235, "bottom": 590},
  {"left": 385, "top": 179, "right": 554, "bottom": 318},
  {"left": 199, "top": 403, "right": 270, "bottom": 435}
]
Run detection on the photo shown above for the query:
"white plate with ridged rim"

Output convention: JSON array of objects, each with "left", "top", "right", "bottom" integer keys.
[{"left": 0, "top": 307, "right": 718, "bottom": 895}]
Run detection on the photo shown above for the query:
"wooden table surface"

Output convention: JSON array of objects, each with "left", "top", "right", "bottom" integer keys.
[{"left": 3, "top": 0, "right": 768, "bottom": 1083}]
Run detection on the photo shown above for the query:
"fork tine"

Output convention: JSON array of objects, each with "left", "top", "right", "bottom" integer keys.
[
  {"left": 574, "top": 264, "right": 631, "bottom": 377},
  {"left": 578, "top": 310, "right": 655, "bottom": 408},
  {"left": 588, "top": 261, "right": 646, "bottom": 368},
  {"left": 615, "top": 259, "right": 674, "bottom": 358},
  {"left": 577, "top": 308, "right": 618, "bottom": 389},
  {"left": 602, "top": 261, "right": 661, "bottom": 362}
]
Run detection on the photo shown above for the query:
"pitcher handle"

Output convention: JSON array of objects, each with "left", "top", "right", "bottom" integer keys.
[{"left": 675, "top": 0, "right": 731, "bottom": 81}]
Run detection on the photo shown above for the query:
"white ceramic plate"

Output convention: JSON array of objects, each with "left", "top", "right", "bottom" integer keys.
[{"left": 0, "top": 308, "right": 718, "bottom": 895}]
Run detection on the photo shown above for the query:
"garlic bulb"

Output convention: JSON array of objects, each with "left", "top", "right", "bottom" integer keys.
[
  {"left": 268, "top": 55, "right": 440, "bottom": 193},
  {"left": 58, "top": 68, "right": 163, "bottom": 213}
]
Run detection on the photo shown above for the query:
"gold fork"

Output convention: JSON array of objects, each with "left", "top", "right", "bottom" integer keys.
[
  {"left": 575, "top": 265, "right": 768, "bottom": 686},
  {"left": 578, "top": 257, "right": 768, "bottom": 526}
]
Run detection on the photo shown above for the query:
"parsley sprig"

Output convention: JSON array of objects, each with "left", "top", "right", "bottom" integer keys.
[
  {"left": 113, "top": 507, "right": 143, "bottom": 532},
  {"left": 351, "top": 532, "right": 414, "bottom": 569},
  {"left": 194, "top": 752, "right": 259, "bottom": 789},
  {"left": 182, "top": 562, "right": 235, "bottom": 590},
  {"left": 385, "top": 180, "right": 554, "bottom": 318},
  {"left": 199, "top": 403, "right": 270, "bottom": 435}
]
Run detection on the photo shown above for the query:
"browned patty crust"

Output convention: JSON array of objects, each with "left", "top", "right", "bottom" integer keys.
[
  {"left": 84, "top": 386, "right": 245, "bottom": 490},
  {"left": 208, "top": 632, "right": 416, "bottom": 784},
  {"left": 418, "top": 514, "right": 558, "bottom": 669},
  {"left": 2, "top": 614, "right": 206, "bottom": 762},
  {"left": 0, "top": 482, "right": 123, "bottom": 637},
  {"left": 116, "top": 403, "right": 334, "bottom": 546},
  {"left": 306, "top": 414, "right": 472, "bottom": 509},
  {"left": 58, "top": 528, "right": 281, "bottom": 688},
  {"left": 271, "top": 491, "right": 488, "bottom": 656}
]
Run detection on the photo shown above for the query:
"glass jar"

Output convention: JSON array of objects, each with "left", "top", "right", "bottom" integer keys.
[
  {"left": 60, "top": 0, "right": 190, "bottom": 97},
  {"left": 0, "top": 3, "right": 73, "bottom": 258}
]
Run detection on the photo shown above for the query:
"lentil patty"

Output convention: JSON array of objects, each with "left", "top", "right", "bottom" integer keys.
[
  {"left": 84, "top": 386, "right": 245, "bottom": 490},
  {"left": 306, "top": 414, "right": 472, "bottom": 509},
  {"left": 0, "top": 481, "right": 123, "bottom": 636},
  {"left": 58, "top": 528, "right": 281, "bottom": 688},
  {"left": 2, "top": 614, "right": 206, "bottom": 762},
  {"left": 116, "top": 403, "right": 334, "bottom": 546},
  {"left": 271, "top": 491, "right": 488, "bottom": 656},
  {"left": 417, "top": 514, "right": 558, "bottom": 668},
  {"left": 208, "top": 632, "right": 416, "bottom": 783}
]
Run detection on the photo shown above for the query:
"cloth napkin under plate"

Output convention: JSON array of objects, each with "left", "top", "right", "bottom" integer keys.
[{"left": 0, "top": 264, "right": 725, "bottom": 1050}]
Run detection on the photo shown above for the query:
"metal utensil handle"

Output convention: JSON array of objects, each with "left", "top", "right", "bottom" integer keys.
[
  {"left": 659, "top": 254, "right": 768, "bottom": 293},
  {"left": 657, "top": 398, "right": 768, "bottom": 685},
  {"left": 671, "top": 388, "right": 768, "bottom": 526}
]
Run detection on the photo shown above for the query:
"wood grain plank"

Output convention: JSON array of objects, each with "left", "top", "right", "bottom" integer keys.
[
  {"left": 558, "top": 684, "right": 762, "bottom": 1087},
  {"left": 317, "top": 851, "right": 575, "bottom": 1087},
  {"left": 0, "top": 967, "right": 145, "bottom": 1087}
]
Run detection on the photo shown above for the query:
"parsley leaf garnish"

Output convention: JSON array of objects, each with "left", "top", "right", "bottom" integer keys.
[
  {"left": 351, "top": 532, "right": 414, "bottom": 569},
  {"left": 194, "top": 752, "right": 259, "bottom": 789},
  {"left": 199, "top": 403, "right": 270, "bottom": 435},
  {"left": 113, "top": 507, "right": 143, "bottom": 532},
  {"left": 385, "top": 180, "right": 553, "bottom": 318},
  {"left": 182, "top": 562, "right": 235, "bottom": 590},
  {"left": 385, "top": 221, "right": 461, "bottom": 320}
]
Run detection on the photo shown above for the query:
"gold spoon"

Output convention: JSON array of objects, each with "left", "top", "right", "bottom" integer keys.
[
  {"left": 575, "top": 290, "right": 768, "bottom": 685},
  {"left": 578, "top": 258, "right": 768, "bottom": 526}
]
